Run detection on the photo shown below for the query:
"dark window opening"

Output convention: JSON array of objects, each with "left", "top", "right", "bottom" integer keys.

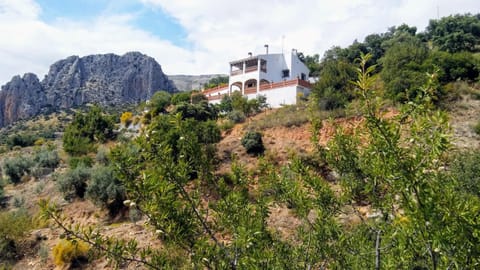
[
  {"left": 301, "top": 73, "right": 306, "bottom": 80},
  {"left": 282, "top": 69, "right": 290, "bottom": 78}
]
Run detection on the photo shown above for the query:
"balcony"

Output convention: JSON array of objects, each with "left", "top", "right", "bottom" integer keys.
[
  {"left": 230, "top": 69, "right": 243, "bottom": 76},
  {"left": 245, "top": 66, "right": 258, "bottom": 73}
]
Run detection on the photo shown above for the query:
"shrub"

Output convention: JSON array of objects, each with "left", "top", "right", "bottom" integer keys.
[
  {"left": 57, "top": 165, "right": 91, "bottom": 200},
  {"left": 2, "top": 156, "right": 33, "bottom": 184},
  {"left": 6, "top": 133, "right": 37, "bottom": 148},
  {"left": 241, "top": 131, "right": 265, "bottom": 155},
  {"left": 474, "top": 120, "right": 480, "bottom": 135},
  {"left": 219, "top": 119, "right": 235, "bottom": 131},
  {"left": 95, "top": 146, "right": 109, "bottom": 165},
  {"left": 52, "top": 239, "right": 89, "bottom": 267},
  {"left": 0, "top": 209, "right": 33, "bottom": 261},
  {"left": 450, "top": 150, "right": 480, "bottom": 197},
  {"left": 33, "top": 148, "right": 60, "bottom": 169},
  {"left": 171, "top": 91, "right": 192, "bottom": 105},
  {"left": 86, "top": 166, "right": 126, "bottom": 217},
  {"left": 63, "top": 106, "right": 115, "bottom": 156},
  {"left": 68, "top": 156, "right": 93, "bottom": 169},
  {"left": 149, "top": 91, "right": 172, "bottom": 115},
  {"left": 227, "top": 110, "right": 246, "bottom": 123},
  {"left": 120, "top": 111, "right": 133, "bottom": 127}
]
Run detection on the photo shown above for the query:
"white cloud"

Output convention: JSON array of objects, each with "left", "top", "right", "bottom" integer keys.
[
  {"left": 0, "top": 0, "right": 479, "bottom": 85},
  {"left": 0, "top": 0, "right": 195, "bottom": 84}
]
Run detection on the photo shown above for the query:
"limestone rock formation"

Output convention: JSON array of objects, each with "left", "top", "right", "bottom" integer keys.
[
  {"left": 0, "top": 52, "right": 176, "bottom": 127},
  {"left": 0, "top": 73, "right": 46, "bottom": 127}
]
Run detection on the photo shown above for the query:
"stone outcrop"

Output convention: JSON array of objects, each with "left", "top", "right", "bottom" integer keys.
[
  {"left": 0, "top": 52, "right": 176, "bottom": 127},
  {"left": 0, "top": 73, "right": 45, "bottom": 127}
]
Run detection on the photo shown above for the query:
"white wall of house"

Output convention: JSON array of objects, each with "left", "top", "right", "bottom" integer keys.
[{"left": 211, "top": 48, "right": 311, "bottom": 107}]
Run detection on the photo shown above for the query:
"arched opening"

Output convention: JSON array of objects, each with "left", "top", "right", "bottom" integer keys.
[
  {"left": 260, "top": 79, "right": 270, "bottom": 85},
  {"left": 244, "top": 79, "right": 257, "bottom": 94},
  {"left": 230, "top": 82, "right": 242, "bottom": 93}
]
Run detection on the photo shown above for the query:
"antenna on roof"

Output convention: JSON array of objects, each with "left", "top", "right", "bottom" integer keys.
[
  {"left": 281, "top": 35, "right": 285, "bottom": 55},
  {"left": 248, "top": 52, "right": 252, "bottom": 57},
  {"left": 264, "top": 44, "right": 269, "bottom": 54}
]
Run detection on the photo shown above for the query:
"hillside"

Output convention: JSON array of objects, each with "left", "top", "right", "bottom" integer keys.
[{"left": 1, "top": 89, "right": 479, "bottom": 269}]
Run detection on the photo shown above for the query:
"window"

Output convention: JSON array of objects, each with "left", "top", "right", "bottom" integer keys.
[
  {"left": 301, "top": 73, "right": 306, "bottom": 80},
  {"left": 282, "top": 69, "right": 290, "bottom": 78}
]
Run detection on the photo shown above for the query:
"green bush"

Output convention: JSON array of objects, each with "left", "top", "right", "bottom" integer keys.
[
  {"left": 241, "top": 131, "right": 265, "bottom": 155},
  {"left": 149, "top": 91, "right": 172, "bottom": 115},
  {"left": 68, "top": 156, "right": 94, "bottom": 169},
  {"left": 227, "top": 110, "right": 246, "bottom": 123},
  {"left": 0, "top": 209, "right": 33, "bottom": 262},
  {"left": 2, "top": 156, "right": 34, "bottom": 184},
  {"left": 86, "top": 166, "right": 126, "bottom": 217},
  {"left": 95, "top": 146, "right": 109, "bottom": 165},
  {"left": 450, "top": 150, "right": 480, "bottom": 197},
  {"left": 57, "top": 165, "right": 91, "bottom": 200},
  {"left": 63, "top": 106, "right": 115, "bottom": 156},
  {"left": 33, "top": 148, "right": 60, "bottom": 169},
  {"left": 171, "top": 91, "right": 192, "bottom": 105}
]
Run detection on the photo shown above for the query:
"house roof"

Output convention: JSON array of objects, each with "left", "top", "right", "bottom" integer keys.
[{"left": 229, "top": 53, "right": 283, "bottom": 65}]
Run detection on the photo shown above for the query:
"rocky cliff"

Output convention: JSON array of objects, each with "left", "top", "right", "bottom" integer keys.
[{"left": 0, "top": 52, "right": 175, "bottom": 127}]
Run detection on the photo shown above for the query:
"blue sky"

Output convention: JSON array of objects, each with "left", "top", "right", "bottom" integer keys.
[
  {"left": 36, "top": 0, "right": 190, "bottom": 48},
  {"left": 0, "top": 0, "right": 479, "bottom": 85}
]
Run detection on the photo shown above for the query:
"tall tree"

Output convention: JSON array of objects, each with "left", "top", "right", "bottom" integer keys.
[{"left": 425, "top": 13, "right": 480, "bottom": 53}]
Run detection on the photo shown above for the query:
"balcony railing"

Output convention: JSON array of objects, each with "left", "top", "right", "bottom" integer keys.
[
  {"left": 259, "top": 78, "right": 311, "bottom": 91},
  {"left": 230, "top": 70, "right": 243, "bottom": 76},
  {"left": 245, "top": 66, "right": 258, "bottom": 73},
  {"left": 244, "top": 87, "right": 257, "bottom": 94}
]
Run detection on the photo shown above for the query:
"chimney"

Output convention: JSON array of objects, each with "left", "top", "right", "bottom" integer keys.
[
  {"left": 264, "top": 44, "right": 269, "bottom": 54},
  {"left": 248, "top": 52, "right": 252, "bottom": 57}
]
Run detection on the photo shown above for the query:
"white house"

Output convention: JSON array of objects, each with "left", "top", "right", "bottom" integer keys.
[{"left": 203, "top": 47, "right": 311, "bottom": 108}]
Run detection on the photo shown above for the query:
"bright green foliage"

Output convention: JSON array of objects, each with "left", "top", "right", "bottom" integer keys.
[
  {"left": 57, "top": 164, "right": 91, "bottom": 200},
  {"left": 86, "top": 166, "right": 126, "bottom": 217},
  {"left": 2, "top": 155, "right": 33, "bottom": 184},
  {"left": 326, "top": 53, "right": 480, "bottom": 269},
  {"left": 63, "top": 105, "right": 115, "bottom": 156},
  {"left": 426, "top": 13, "right": 480, "bottom": 53},
  {"left": 148, "top": 91, "right": 171, "bottom": 115},
  {"left": 241, "top": 131, "right": 265, "bottom": 155}
]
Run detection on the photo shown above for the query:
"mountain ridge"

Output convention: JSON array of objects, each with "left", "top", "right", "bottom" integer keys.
[{"left": 0, "top": 52, "right": 176, "bottom": 128}]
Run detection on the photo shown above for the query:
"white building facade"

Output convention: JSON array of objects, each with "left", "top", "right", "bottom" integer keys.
[{"left": 204, "top": 49, "right": 311, "bottom": 108}]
